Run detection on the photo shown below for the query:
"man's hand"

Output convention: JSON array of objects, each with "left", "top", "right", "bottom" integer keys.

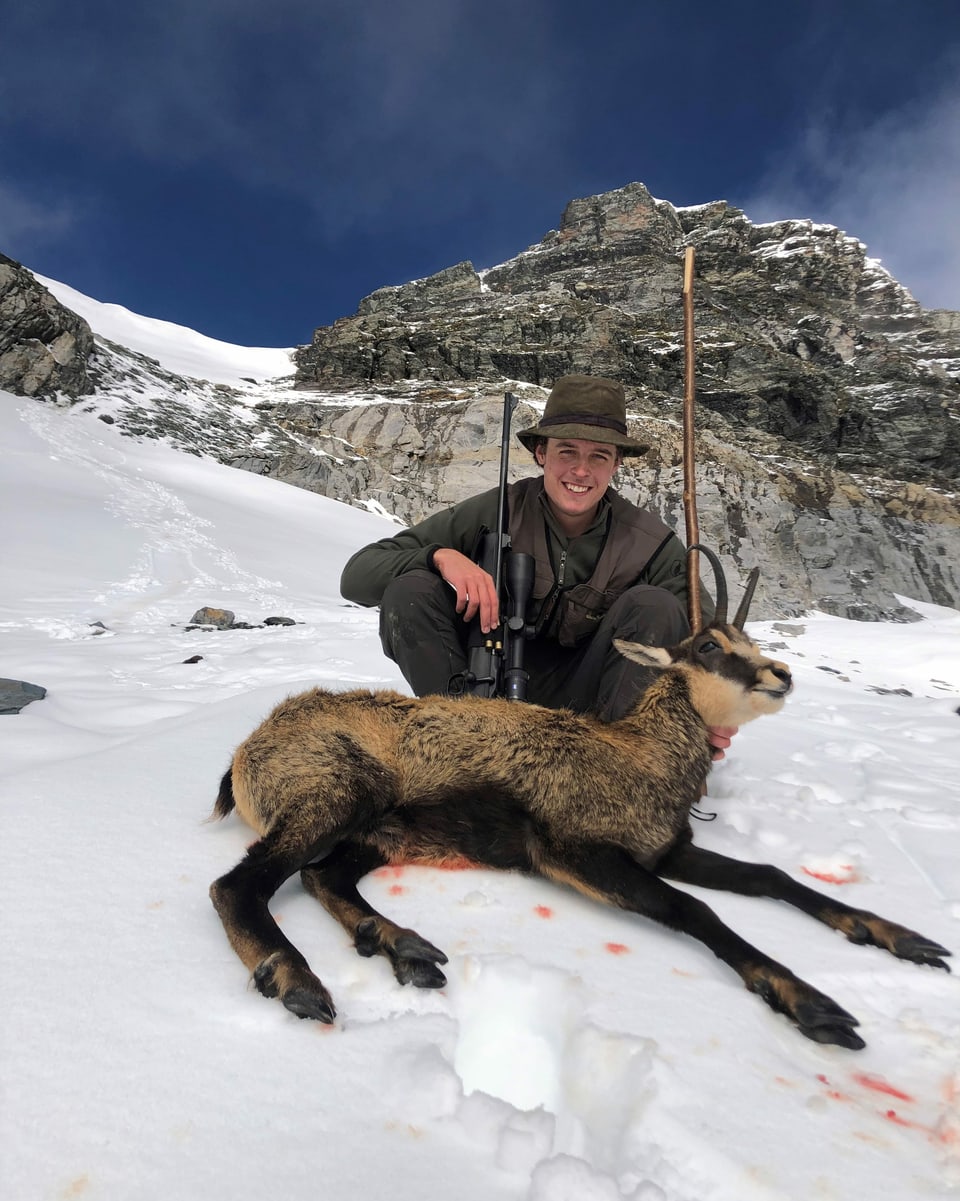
[
  {"left": 432, "top": 548, "right": 500, "bottom": 632},
  {"left": 707, "top": 725, "right": 738, "bottom": 762}
]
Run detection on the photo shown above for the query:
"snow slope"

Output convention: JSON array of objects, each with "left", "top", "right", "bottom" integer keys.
[
  {"left": 2, "top": 386, "right": 959, "bottom": 1201},
  {"left": 35, "top": 273, "right": 294, "bottom": 386}
]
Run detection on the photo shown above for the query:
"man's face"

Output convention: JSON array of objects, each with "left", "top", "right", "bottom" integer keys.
[{"left": 534, "top": 437, "right": 620, "bottom": 534}]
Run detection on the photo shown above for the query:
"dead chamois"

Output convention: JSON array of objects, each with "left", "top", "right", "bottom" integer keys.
[{"left": 209, "top": 557, "right": 950, "bottom": 1049}]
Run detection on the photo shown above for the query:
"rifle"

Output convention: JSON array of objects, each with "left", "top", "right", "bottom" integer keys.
[{"left": 456, "top": 392, "right": 535, "bottom": 700}]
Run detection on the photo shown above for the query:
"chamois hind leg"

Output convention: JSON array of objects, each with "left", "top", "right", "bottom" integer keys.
[
  {"left": 538, "top": 840, "right": 866, "bottom": 1049},
  {"left": 210, "top": 815, "right": 344, "bottom": 1022},
  {"left": 300, "top": 842, "right": 448, "bottom": 989},
  {"left": 657, "top": 841, "right": 951, "bottom": 971}
]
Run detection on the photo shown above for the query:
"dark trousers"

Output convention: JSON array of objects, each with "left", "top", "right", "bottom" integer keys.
[{"left": 378, "top": 569, "right": 690, "bottom": 721}]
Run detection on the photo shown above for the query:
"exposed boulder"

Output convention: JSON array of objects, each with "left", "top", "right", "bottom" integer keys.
[
  {"left": 188, "top": 607, "right": 236, "bottom": 629},
  {"left": 0, "top": 254, "right": 94, "bottom": 397},
  {"left": 0, "top": 678, "right": 47, "bottom": 714}
]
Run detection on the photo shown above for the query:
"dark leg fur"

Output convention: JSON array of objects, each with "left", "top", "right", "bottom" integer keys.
[
  {"left": 209, "top": 817, "right": 342, "bottom": 1022},
  {"left": 300, "top": 843, "right": 448, "bottom": 989},
  {"left": 657, "top": 842, "right": 951, "bottom": 971},
  {"left": 539, "top": 840, "right": 866, "bottom": 1049}
]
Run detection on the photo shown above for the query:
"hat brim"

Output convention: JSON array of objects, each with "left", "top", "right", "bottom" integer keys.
[{"left": 516, "top": 422, "right": 649, "bottom": 456}]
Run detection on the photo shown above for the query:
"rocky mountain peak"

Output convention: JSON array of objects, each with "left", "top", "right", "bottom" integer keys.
[
  {"left": 295, "top": 182, "right": 958, "bottom": 494},
  {"left": 3, "top": 181, "right": 958, "bottom": 621}
]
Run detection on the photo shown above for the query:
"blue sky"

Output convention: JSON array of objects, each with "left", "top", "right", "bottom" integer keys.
[{"left": 2, "top": 0, "right": 958, "bottom": 347}]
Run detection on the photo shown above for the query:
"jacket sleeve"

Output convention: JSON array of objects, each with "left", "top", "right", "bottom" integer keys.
[
  {"left": 641, "top": 532, "right": 717, "bottom": 625},
  {"left": 340, "top": 489, "right": 499, "bottom": 607}
]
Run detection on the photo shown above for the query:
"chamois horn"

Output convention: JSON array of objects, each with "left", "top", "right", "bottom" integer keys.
[{"left": 687, "top": 546, "right": 759, "bottom": 631}]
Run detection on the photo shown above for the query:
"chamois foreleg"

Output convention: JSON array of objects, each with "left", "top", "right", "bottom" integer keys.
[
  {"left": 539, "top": 841, "right": 866, "bottom": 1049},
  {"left": 300, "top": 842, "right": 448, "bottom": 989},
  {"left": 210, "top": 815, "right": 342, "bottom": 1023},
  {"left": 656, "top": 841, "right": 951, "bottom": 971}
]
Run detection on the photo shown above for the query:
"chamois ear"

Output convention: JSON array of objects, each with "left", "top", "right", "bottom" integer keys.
[{"left": 612, "top": 639, "right": 672, "bottom": 669}]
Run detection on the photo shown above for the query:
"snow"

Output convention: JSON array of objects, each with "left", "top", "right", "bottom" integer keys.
[
  {"left": 2, "top": 374, "right": 959, "bottom": 1200},
  {"left": 35, "top": 273, "right": 295, "bottom": 386}
]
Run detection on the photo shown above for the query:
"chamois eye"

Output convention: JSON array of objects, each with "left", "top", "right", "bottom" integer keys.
[{"left": 698, "top": 639, "right": 720, "bottom": 654}]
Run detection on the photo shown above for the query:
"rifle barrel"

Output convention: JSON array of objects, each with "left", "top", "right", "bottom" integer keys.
[{"left": 493, "top": 392, "right": 516, "bottom": 598}]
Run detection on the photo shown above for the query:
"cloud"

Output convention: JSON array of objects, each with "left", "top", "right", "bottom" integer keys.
[
  {"left": 0, "top": 0, "right": 565, "bottom": 238},
  {"left": 0, "top": 182, "right": 77, "bottom": 256},
  {"left": 741, "top": 69, "right": 960, "bottom": 311}
]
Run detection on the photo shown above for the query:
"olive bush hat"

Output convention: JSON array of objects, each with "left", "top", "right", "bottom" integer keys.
[{"left": 516, "top": 375, "right": 649, "bottom": 455}]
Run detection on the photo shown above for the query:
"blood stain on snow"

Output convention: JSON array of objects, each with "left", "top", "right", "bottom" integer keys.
[
  {"left": 815, "top": 1074, "right": 854, "bottom": 1103},
  {"left": 605, "top": 942, "right": 630, "bottom": 955},
  {"left": 853, "top": 1073, "right": 914, "bottom": 1103},
  {"left": 372, "top": 865, "right": 406, "bottom": 879},
  {"left": 802, "top": 864, "right": 859, "bottom": 884},
  {"left": 61, "top": 1177, "right": 90, "bottom": 1199},
  {"left": 883, "top": 1109, "right": 917, "bottom": 1129},
  {"left": 818, "top": 1072, "right": 957, "bottom": 1145},
  {"left": 852, "top": 1130, "right": 889, "bottom": 1147},
  {"left": 534, "top": 905, "right": 554, "bottom": 919},
  {"left": 389, "top": 884, "right": 406, "bottom": 896}
]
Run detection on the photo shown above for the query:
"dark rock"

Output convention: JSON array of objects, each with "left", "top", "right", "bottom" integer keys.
[
  {"left": 263, "top": 616, "right": 296, "bottom": 626},
  {"left": 294, "top": 183, "right": 959, "bottom": 491},
  {"left": 0, "top": 678, "right": 47, "bottom": 714},
  {"left": 182, "top": 654, "right": 204, "bottom": 664},
  {"left": 0, "top": 254, "right": 94, "bottom": 397},
  {"left": 188, "top": 607, "right": 235, "bottom": 629}
]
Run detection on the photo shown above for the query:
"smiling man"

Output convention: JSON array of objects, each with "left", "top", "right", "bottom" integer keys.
[{"left": 340, "top": 375, "right": 723, "bottom": 738}]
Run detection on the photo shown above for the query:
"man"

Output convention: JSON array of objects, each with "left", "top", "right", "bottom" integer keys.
[{"left": 340, "top": 375, "right": 735, "bottom": 757}]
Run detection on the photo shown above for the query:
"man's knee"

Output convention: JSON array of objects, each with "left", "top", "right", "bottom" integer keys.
[
  {"left": 381, "top": 568, "right": 450, "bottom": 613},
  {"left": 379, "top": 569, "right": 459, "bottom": 663},
  {"left": 602, "top": 585, "right": 690, "bottom": 646}
]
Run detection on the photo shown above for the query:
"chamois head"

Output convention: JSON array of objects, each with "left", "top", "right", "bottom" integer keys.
[{"left": 614, "top": 546, "right": 793, "bottom": 729}]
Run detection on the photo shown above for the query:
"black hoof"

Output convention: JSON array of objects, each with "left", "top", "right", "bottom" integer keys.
[
  {"left": 798, "top": 1021, "right": 866, "bottom": 1051},
  {"left": 391, "top": 932, "right": 448, "bottom": 989},
  {"left": 354, "top": 917, "right": 381, "bottom": 958},
  {"left": 754, "top": 976, "right": 865, "bottom": 1049},
  {"left": 793, "top": 995, "right": 864, "bottom": 1049},
  {"left": 794, "top": 995, "right": 859, "bottom": 1030},
  {"left": 893, "top": 933, "right": 952, "bottom": 971},
  {"left": 395, "top": 958, "right": 448, "bottom": 988},
  {"left": 282, "top": 987, "right": 336, "bottom": 1024}
]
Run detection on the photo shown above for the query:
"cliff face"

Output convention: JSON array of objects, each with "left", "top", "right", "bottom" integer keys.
[
  {"left": 0, "top": 254, "right": 94, "bottom": 398},
  {"left": 284, "top": 182, "right": 960, "bottom": 619},
  {"left": 6, "top": 183, "right": 959, "bottom": 620},
  {"left": 295, "top": 183, "right": 959, "bottom": 491}
]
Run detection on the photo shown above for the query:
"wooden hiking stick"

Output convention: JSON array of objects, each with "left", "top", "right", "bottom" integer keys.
[{"left": 682, "top": 246, "right": 702, "bottom": 633}]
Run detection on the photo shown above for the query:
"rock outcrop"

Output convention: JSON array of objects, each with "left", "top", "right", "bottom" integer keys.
[
  {"left": 5, "top": 182, "right": 959, "bottom": 621},
  {"left": 284, "top": 182, "right": 960, "bottom": 618},
  {"left": 295, "top": 183, "right": 959, "bottom": 492},
  {"left": 0, "top": 254, "right": 94, "bottom": 398}
]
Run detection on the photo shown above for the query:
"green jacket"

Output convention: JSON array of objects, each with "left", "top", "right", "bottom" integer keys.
[{"left": 340, "top": 478, "right": 714, "bottom": 640}]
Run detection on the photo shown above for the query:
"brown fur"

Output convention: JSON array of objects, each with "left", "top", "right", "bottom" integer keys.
[{"left": 208, "top": 624, "right": 949, "bottom": 1048}]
